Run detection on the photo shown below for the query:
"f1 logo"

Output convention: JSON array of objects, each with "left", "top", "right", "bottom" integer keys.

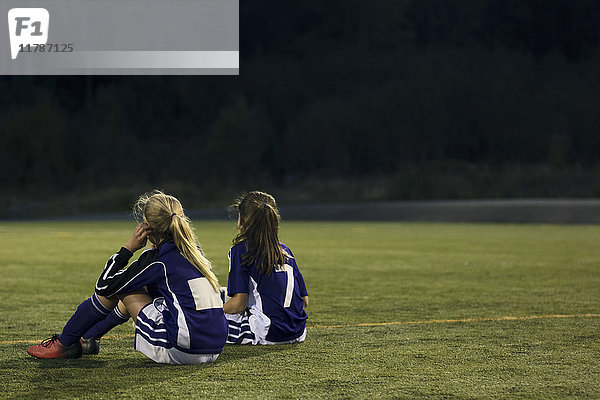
[{"left": 8, "top": 8, "right": 49, "bottom": 60}]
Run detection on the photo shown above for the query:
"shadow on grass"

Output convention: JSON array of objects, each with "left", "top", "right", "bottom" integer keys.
[
  {"left": 11, "top": 356, "right": 207, "bottom": 399},
  {"left": 4, "top": 343, "right": 298, "bottom": 399},
  {"left": 218, "top": 342, "right": 295, "bottom": 362},
  {"left": 27, "top": 358, "right": 108, "bottom": 369}
]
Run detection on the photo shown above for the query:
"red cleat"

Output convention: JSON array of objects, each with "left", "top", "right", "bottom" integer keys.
[{"left": 27, "top": 335, "right": 82, "bottom": 359}]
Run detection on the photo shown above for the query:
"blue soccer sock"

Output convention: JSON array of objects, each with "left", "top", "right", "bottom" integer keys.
[
  {"left": 82, "top": 306, "right": 129, "bottom": 339},
  {"left": 58, "top": 293, "right": 111, "bottom": 346}
]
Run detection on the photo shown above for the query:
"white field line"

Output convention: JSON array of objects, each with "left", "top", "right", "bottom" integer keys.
[{"left": 310, "top": 313, "right": 600, "bottom": 329}]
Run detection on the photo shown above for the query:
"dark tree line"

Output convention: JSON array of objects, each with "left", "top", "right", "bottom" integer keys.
[{"left": 2, "top": 0, "right": 600, "bottom": 214}]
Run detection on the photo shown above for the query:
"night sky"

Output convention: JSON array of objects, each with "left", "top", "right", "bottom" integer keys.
[{"left": 2, "top": 0, "right": 600, "bottom": 217}]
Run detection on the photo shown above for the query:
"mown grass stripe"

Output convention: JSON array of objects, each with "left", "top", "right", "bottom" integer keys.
[{"left": 6, "top": 313, "right": 599, "bottom": 345}]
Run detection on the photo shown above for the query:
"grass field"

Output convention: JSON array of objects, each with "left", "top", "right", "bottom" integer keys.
[{"left": 0, "top": 220, "right": 599, "bottom": 399}]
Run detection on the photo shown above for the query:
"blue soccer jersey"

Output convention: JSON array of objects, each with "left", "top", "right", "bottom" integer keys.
[
  {"left": 227, "top": 241, "right": 308, "bottom": 343},
  {"left": 95, "top": 240, "right": 227, "bottom": 354}
]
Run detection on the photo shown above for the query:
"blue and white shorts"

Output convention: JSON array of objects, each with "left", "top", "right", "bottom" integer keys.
[
  {"left": 225, "top": 312, "right": 307, "bottom": 345},
  {"left": 135, "top": 297, "right": 220, "bottom": 365}
]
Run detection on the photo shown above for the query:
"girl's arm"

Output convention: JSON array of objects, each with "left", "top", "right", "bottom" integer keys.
[
  {"left": 303, "top": 296, "right": 309, "bottom": 308},
  {"left": 95, "top": 223, "right": 159, "bottom": 297},
  {"left": 223, "top": 293, "right": 248, "bottom": 314}
]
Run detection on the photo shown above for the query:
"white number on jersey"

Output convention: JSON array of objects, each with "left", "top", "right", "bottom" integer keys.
[
  {"left": 187, "top": 277, "right": 223, "bottom": 310},
  {"left": 280, "top": 264, "right": 294, "bottom": 308}
]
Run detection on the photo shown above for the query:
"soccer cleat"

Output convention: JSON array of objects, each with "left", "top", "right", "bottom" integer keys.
[
  {"left": 27, "top": 334, "right": 82, "bottom": 359},
  {"left": 80, "top": 337, "right": 100, "bottom": 355}
]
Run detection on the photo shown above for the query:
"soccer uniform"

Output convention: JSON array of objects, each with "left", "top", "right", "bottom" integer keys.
[
  {"left": 226, "top": 241, "right": 308, "bottom": 345},
  {"left": 95, "top": 240, "right": 227, "bottom": 364}
]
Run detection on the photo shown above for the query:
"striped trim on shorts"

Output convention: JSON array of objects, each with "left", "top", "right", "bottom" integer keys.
[
  {"left": 225, "top": 313, "right": 307, "bottom": 345},
  {"left": 134, "top": 297, "right": 220, "bottom": 365},
  {"left": 226, "top": 313, "right": 256, "bottom": 345}
]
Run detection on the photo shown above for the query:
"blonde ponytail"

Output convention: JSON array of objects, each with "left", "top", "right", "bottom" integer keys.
[
  {"left": 170, "top": 213, "right": 220, "bottom": 291},
  {"left": 134, "top": 190, "right": 220, "bottom": 291}
]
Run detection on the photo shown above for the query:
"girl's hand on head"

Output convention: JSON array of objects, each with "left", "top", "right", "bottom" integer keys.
[{"left": 125, "top": 223, "right": 153, "bottom": 253}]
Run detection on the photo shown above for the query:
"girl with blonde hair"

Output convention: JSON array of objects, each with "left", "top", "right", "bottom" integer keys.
[
  {"left": 27, "top": 191, "right": 227, "bottom": 364},
  {"left": 223, "top": 191, "right": 309, "bottom": 345}
]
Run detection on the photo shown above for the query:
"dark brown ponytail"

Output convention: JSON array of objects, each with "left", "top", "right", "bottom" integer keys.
[{"left": 233, "top": 191, "right": 286, "bottom": 275}]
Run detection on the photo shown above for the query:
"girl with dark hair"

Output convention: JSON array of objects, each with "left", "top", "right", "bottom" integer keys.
[{"left": 223, "top": 191, "right": 309, "bottom": 345}]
